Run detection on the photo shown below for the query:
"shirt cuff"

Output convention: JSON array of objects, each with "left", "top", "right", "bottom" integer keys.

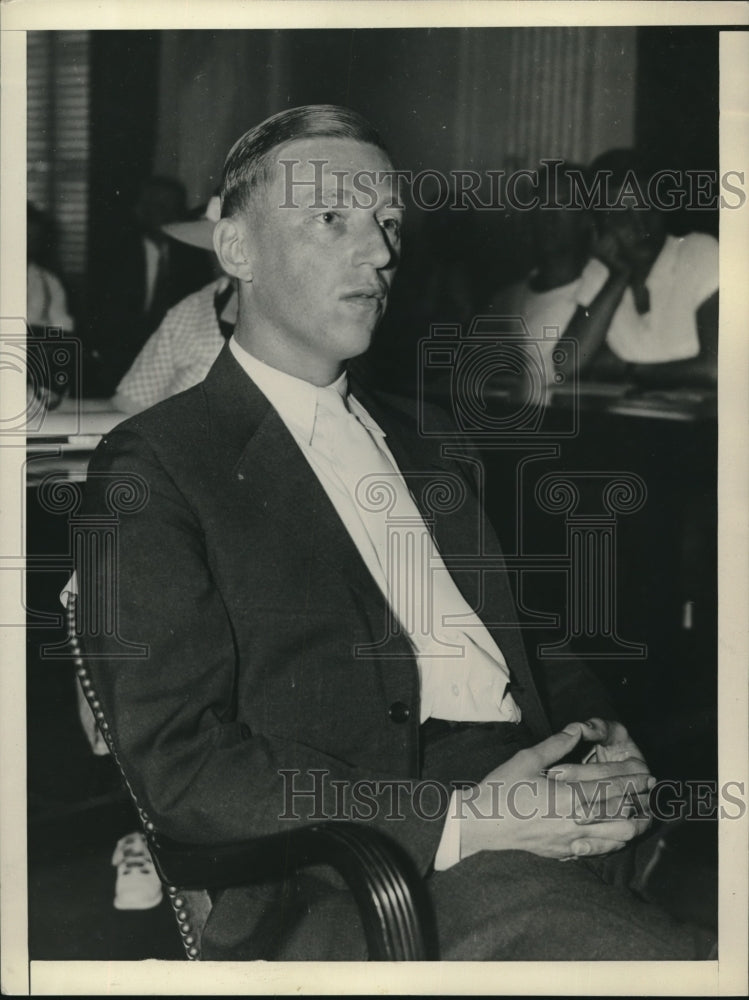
[{"left": 433, "top": 789, "right": 462, "bottom": 871}]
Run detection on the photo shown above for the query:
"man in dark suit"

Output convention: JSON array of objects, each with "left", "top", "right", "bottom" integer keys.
[
  {"left": 91, "top": 176, "right": 215, "bottom": 391},
  {"left": 82, "top": 106, "right": 710, "bottom": 961}
]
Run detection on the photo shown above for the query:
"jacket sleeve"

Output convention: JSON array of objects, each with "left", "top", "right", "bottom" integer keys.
[{"left": 81, "top": 427, "right": 445, "bottom": 874}]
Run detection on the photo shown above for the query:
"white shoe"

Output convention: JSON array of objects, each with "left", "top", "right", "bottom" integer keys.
[{"left": 111, "top": 831, "right": 163, "bottom": 910}]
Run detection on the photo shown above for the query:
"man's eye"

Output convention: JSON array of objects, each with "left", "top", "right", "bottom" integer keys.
[
  {"left": 317, "top": 211, "right": 340, "bottom": 225},
  {"left": 380, "top": 217, "right": 401, "bottom": 237}
]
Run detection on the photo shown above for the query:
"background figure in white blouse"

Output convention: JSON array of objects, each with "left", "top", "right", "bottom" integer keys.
[{"left": 554, "top": 148, "right": 719, "bottom": 388}]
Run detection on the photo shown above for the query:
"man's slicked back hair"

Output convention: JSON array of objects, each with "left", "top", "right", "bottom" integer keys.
[{"left": 220, "top": 104, "right": 390, "bottom": 218}]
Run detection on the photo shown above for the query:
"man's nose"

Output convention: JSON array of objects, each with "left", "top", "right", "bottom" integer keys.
[{"left": 353, "top": 220, "right": 396, "bottom": 269}]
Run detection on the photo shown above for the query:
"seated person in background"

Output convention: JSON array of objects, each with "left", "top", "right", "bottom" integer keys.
[
  {"left": 112, "top": 196, "right": 237, "bottom": 414},
  {"left": 555, "top": 149, "right": 719, "bottom": 388},
  {"left": 488, "top": 163, "right": 601, "bottom": 400},
  {"left": 27, "top": 202, "right": 75, "bottom": 410},
  {"left": 27, "top": 201, "right": 74, "bottom": 333},
  {"left": 92, "top": 175, "right": 215, "bottom": 391}
]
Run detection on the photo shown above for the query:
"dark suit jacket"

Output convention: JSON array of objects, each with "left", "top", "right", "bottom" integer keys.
[{"left": 82, "top": 343, "right": 615, "bottom": 951}]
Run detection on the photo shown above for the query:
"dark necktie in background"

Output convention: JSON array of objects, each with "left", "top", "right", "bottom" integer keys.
[
  {"left": 145, "top": 239, "right": 172, "bottom": 332},
  {"left": 631, "top": 281, "right": 651, "bottom": 315}
]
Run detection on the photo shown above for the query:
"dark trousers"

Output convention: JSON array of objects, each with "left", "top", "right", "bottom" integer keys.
[{"left": 202, "top": 722, "right": 715, "bottom": 961}]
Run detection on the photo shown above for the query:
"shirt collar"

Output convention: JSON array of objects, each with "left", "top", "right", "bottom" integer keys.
[
  {"left": 346, "top": 392, "right": 386, "bottom": 437},
  {"left": 228, "top": 337, "right": 384, "bottom": 444}
]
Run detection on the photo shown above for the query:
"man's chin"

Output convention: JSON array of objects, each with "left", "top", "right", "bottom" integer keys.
[{"left": 335, "top": 323, "right": 380, "bottom": 361}]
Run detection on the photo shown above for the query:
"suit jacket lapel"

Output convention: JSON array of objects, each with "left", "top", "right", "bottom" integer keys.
[{"left": 201, "top": 345, "right": 392, "bottom": 607}]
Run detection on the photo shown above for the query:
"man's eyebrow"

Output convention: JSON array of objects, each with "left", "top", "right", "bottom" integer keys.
[
  {"left": 297, "top": 183, "right": 353, "bottom": 205},
  {"left": 305, "top": 183, "right": 405, "bottom": 211}
]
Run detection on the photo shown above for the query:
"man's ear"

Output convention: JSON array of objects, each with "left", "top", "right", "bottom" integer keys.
[{"left": 213, "top": 216, "right": 254, "bottom": 282}]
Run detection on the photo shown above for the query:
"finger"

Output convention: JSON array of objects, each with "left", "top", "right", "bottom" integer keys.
[
  {"left": 531, "top": 724, "right": 585, "bottom": 770},
  {"left": 550, "top": 775, "right": 654, "bottom": 822},
  {"left": 573, "top": 789, "right": 653, "bottom": 824},
  {"left": 575, "top": 811, "right": 653, "bottom": 840},
  {"left": 579, "top": 718, "right": 609, "bottom": 743},
  {"left": 626, "top": 789, "right": 654, "bottom": 817},
  {"left": 578, "top": 817, "right": 646, "bottom": 842},
  {"left": 596, "top": 786, "right": 654, "bottom": 815},
  {"left": 568, "top": 837, "right": 627, "bottom": 859},
  {"left": 547, "top": 759, "right": 652, "bottom": 783}
]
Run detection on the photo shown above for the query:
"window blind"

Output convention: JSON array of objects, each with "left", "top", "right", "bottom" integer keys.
[{"left": 27, "top": 31, "right": 90, "bottom": 280}]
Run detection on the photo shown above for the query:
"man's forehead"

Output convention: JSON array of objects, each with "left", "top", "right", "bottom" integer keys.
[
  {"left": 233, "top": 134, "right": 403, "bottom": 220},
  {"left": 268, "top": 136, "right": 393, "bottom": 184}
]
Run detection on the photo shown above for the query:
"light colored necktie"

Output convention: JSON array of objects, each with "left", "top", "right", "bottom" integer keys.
[{"left": 312, "top": 386, "right": 520, "bottom": 723}]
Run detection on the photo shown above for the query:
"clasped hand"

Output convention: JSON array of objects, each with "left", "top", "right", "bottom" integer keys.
[{"left": 459, "top": 719, "right": 654, "bottom": 862}]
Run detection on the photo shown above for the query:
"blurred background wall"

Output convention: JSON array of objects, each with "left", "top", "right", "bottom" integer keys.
[{"left": 151, "top": 28, "right": 638, "bottom": 206}]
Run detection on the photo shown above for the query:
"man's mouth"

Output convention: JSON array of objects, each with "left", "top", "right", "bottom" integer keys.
[{"left": 341, "top": 285, "right": 387, "bottom": 304}]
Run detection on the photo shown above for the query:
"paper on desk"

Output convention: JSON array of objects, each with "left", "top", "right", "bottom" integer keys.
[
  {"left": 26, "top": 404, "right": 126, "bottom": 439},
  {"left": 550, "top": 380, "right": 632, "bottom": 398}
]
